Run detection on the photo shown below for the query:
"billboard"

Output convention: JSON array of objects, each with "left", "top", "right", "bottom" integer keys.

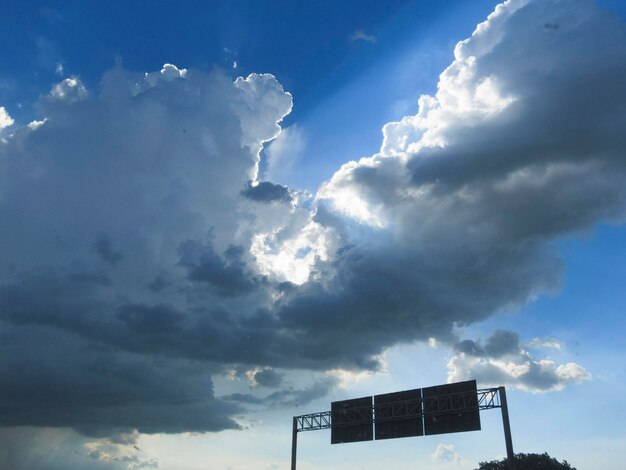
[
  {"left": 374, "top": 388, "right": 423, "bottom": 440},
  {"left": 422, "top": 380, "right": 481, "bottom": 436},
  {"left": 331, "top": 396, "right": 373, "bottom": 444}
]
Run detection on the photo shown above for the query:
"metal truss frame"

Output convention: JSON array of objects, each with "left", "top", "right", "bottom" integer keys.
[
  {"left": 291, "top": 386, "right": 515, "bottom": 470},
  {"left": 295, "top": 387, "right": 499, "bottom": 432}
]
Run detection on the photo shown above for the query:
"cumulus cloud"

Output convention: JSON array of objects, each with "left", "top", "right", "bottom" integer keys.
[
  {"left": 49, "top": 76, "right": 87, "bottom": 102},
  {"left": 1, "top": 0, "right": 624, "bottom": 445},
  {"left": 0, "top": 65, "right": 293, "bottom": 435},
  {"left": 0, "top": 106, "right": 13, "bottom": 129},
  {"left": 431, "top": 443, "right": 461, "bottom": 464},
  {"left": 313, "top": 0, "right": 626, "bottom": 363},
  {"left": 448, "top": 330, "right": 591, "bottom": 392}
]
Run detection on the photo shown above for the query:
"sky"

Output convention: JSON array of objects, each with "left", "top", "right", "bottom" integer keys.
[{"left": 1, "top": 1, "right": 626, "bottom": 469}]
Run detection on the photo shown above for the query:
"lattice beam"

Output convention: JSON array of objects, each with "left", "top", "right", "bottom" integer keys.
[{"left": 294, "top": 388, "right": 500, "bottom": 432}]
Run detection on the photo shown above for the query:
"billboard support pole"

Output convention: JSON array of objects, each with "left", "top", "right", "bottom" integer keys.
[
  {"left": 291, "top": 416, "right": 298, "bottom": 470},
  {"left": 292, "top": 385, "right": 513, "bottom": 468},
  {"left": 498, "top": 387, "right": 516, "bottom": 470}
]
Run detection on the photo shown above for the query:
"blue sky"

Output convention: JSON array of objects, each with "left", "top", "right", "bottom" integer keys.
[
  {"left": 1, "top": 1, "right": 626, "bottom": 469},
  {"left": 1, "top": 2, "right": 481, "bottom": 111},
  {"left": 0, "top": 0, "right": 498, "bottom": 189}
]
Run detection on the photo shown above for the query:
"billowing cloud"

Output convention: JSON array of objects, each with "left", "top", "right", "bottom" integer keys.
[
  {"left": 0, "top": 106, "right": 13, "bottom": 130},
  {"left": 1, "top": 0, "right": 624, "bottom": 445},
  {"left": 313, "top": 0, "right": 626, "bottom": 362},
  {"left": 0, "top": 65, "right": 293, "bottom": 435},
  {"left": 49, "top": 76, "right": 87, "bottom": 102},
  {"left": 447, "top": 330, "right": 591, "bottom": 392}
]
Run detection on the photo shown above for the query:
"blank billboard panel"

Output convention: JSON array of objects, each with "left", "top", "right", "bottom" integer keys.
[
  {"left": 374, "top": 388, "right": 423, "bottom": 440},
  {"left": 423, "top": 380, "right": 480, "bottom": 436},
  {"left": 331, "top": 396, "right": 373, "bottom": 444}
]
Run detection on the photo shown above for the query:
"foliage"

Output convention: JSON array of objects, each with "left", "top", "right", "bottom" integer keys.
[{"left": 475, "top": 452, "right": 577, "bottom": 470}]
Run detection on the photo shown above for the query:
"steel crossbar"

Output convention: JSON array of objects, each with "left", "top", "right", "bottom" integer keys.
[
  {"left": 290, "top": 386, "right": 515, "bottom": 470},
  {"left": 294, "top": 388, "right": 500, "bottom": 432}
]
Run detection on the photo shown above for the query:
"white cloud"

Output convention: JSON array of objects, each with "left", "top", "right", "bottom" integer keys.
[
  {"left": 350, "top": 30, "right": 376, "bottom": 44},
  {"left": 142, "top": 63, "right": 187, "bottom": 89},
  {"left": 85, "top": 439, "right": 159, "bottom": 469},
  {"left": 49, "top": 77, "right": 87, "bottom": 102},
  {"left": 251, "top": 216, "right": 336, "bottom": 284},
  {"left": 431, "top": 443, "right": 461, "bottom": 464},
  {"left": 555, "top": 362, "right": 591, "bottom": 383},
  {"left": 448, "top": 330, "right": 591, "bottom": 392},
  {"left": 447, "top": 353, "right": 591, "bottom": 392},
  {"left": 27, "top": 119, "right": 47, "bottom": 130},
  {"left": 327, "top": 359, "right": 386, "bottom": 389},
  {"left": 527, "top": 337, "right": 563, "bottom": 350},
  {"left": 0, "top": 106, "right": 13, "bottom": 130}
]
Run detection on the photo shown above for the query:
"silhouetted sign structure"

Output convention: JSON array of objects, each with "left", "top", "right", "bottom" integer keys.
[
  {"left": 423, "top": 379, "right": 481, "bottom": 435},
  {"left": 374, "top": 388, "right": 423, "bottom": 440},
  {"left": 295, "top": 382, "right": 515, "bottom": 470},
  {"left": 330, "top": 396, "right": 373, "bottom": 444},
  {"left": 330, "top": 380, "right": 479, "bottom": 444}
]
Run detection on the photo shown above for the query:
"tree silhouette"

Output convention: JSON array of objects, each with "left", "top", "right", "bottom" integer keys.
[{"left": 475, "top": 452, "right": 577, "bottom": 470}]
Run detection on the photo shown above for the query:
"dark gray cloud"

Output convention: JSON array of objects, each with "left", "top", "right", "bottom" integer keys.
[
  {"left": 222, "top": 377, "right": 338, "bottom": 408},
  {"left": 455, "top": 330, "right": 521, "bottom": 358},
  {"left": 147, "top": 275, "right": 168, "bottom": 292},
  {"left": 179, "top": 239, "right": 264, "bottom": 297},
  {"left": 241, "top": 181, "right": 292, "bottom": 203},
  {"left": 0, "top": 324, "right": 240, "bottom": 436},
  {"left": 117, "top": 303, "right": 185, "bottom": 335},
  {"left": 93, "top": 235, "right": 123, "bottom": 265},
  {"left": 252, "top": 368, "right": 284, "bottom": 388},
  {"left": 221, "top": 393, "right": 265, "bottom": 405},
  {"left": 68, "top": 271, "right": 111, "bottom": 286},
  {"left": 264, "top": 377, "right": 338, "bottom": 407},
  {"left": 0, "top": 65, "right": 293, "bottom": 437}
]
